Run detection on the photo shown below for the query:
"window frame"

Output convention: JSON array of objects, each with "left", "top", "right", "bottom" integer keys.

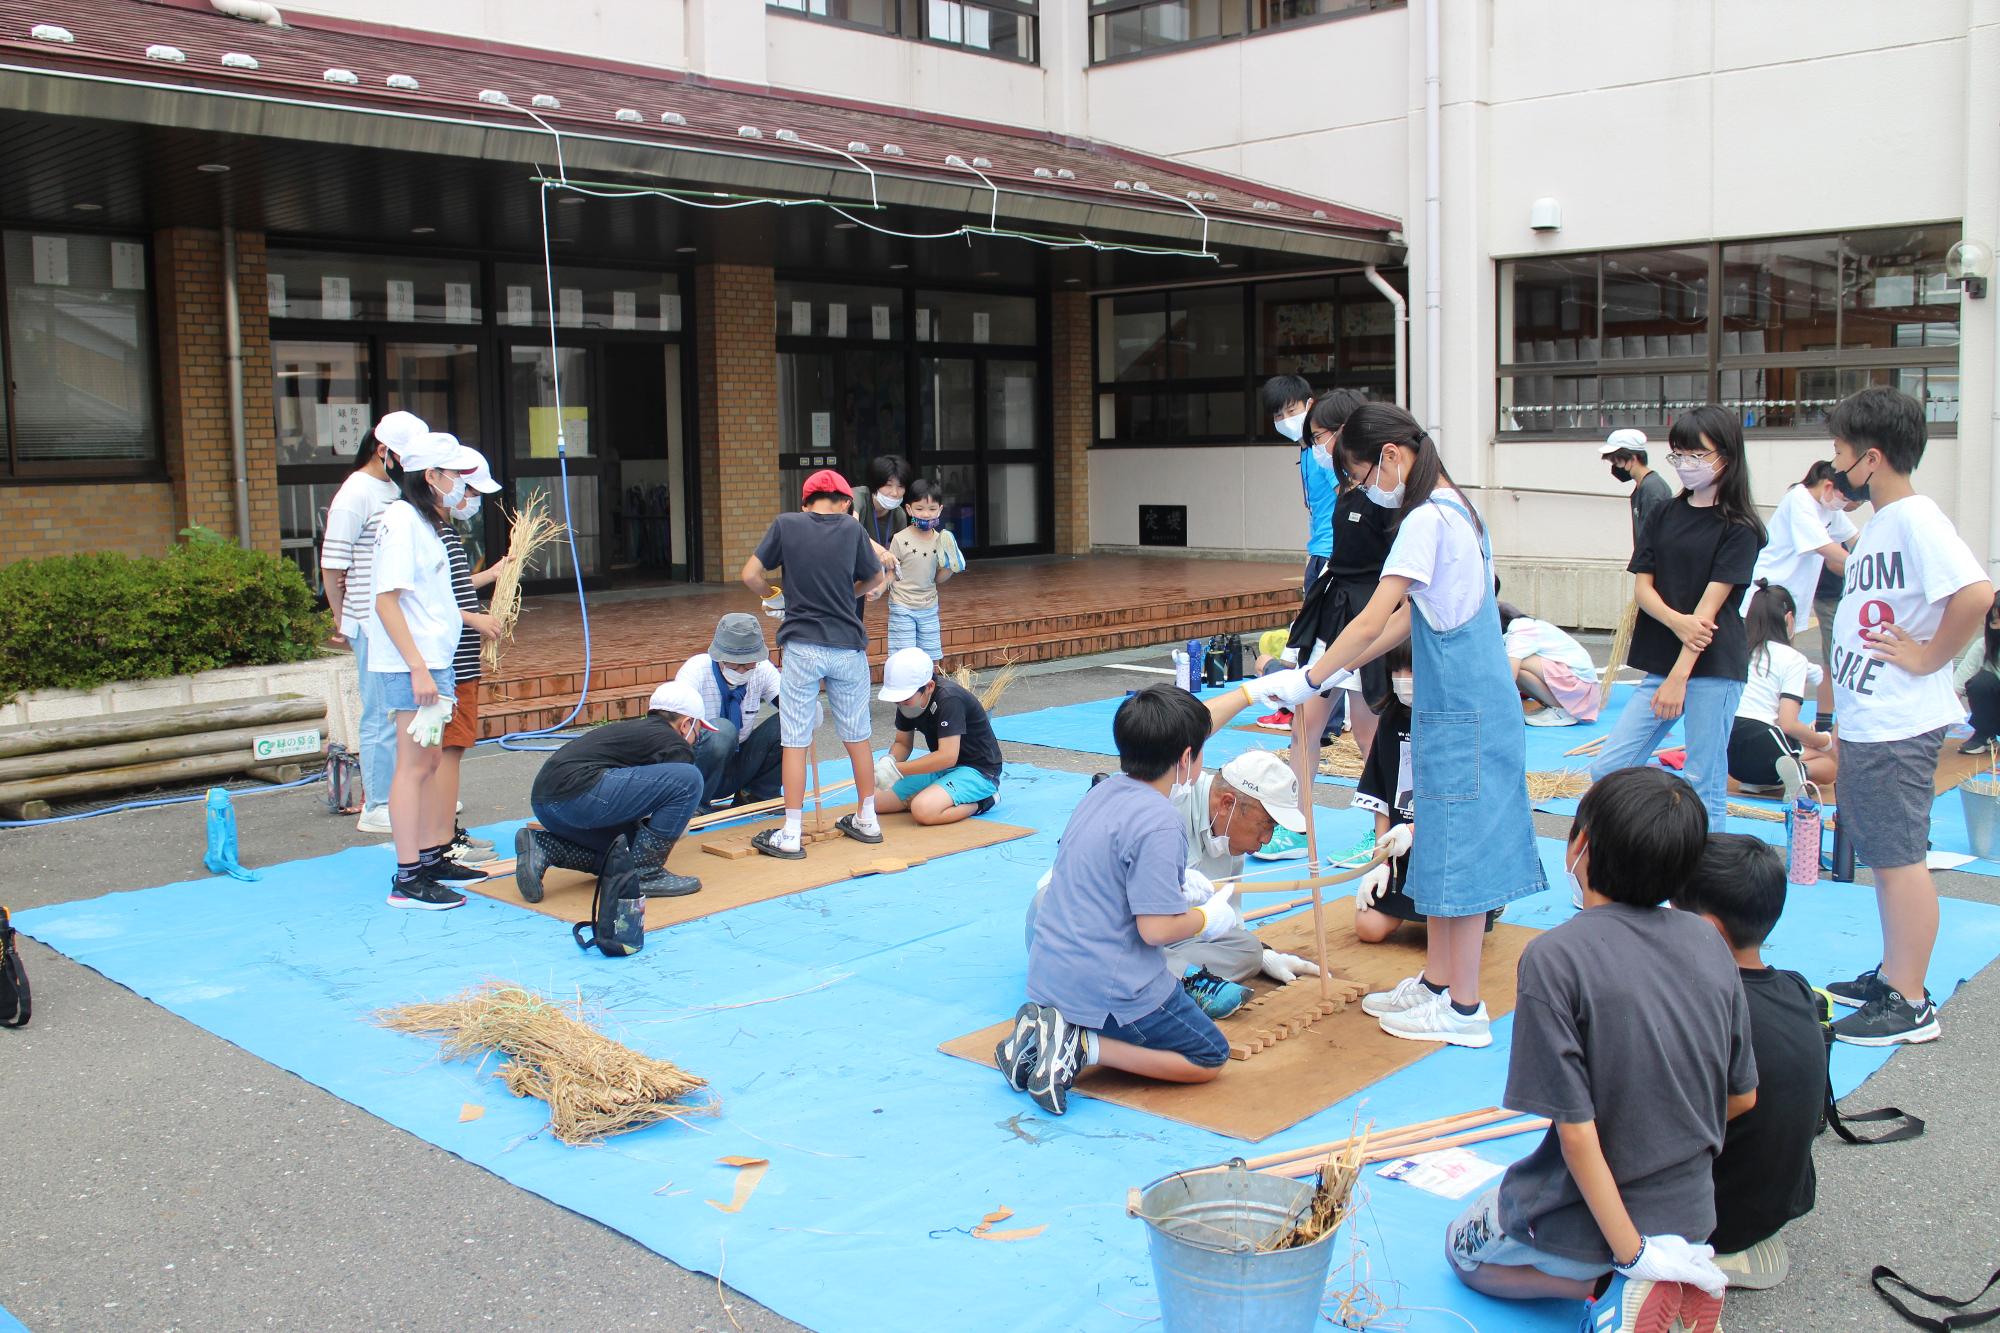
[
  {"left": 1086, "top": 0, "right": 1402, "bottom": 68},
  {"left": 767, "top": 0, "right": 1041, "bottom": 66},
  {"left": 0, "top": 225, "right": 167, "bottom": 483},
  {"left": 1494, "top": 225, "right": 1964, "bottom": 440}
]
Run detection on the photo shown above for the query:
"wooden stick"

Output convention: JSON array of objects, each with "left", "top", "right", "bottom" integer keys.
[
  {"left": 1562, "top": 736, "right": 1606, "bottom": 758},
  {"left": 1241, "top": 1107, "right": 1510, "bottom": 1172},
  {"left": 1241, "top": 895, "right": 1312, "bottom": 923},
  {"left": 1290, "top": 703, "right": 1332, "bottom": 1001},
  {"left": 1232, "top": 850, "right": 1391, "bottom": 895},
  {"left": 810, "top": 720, "right": 825, "bottom": 835},
  {"left": 683, "top": 780, "right": 857, "bottom": 832},
  {"left": 1358, "top": 1118, "right": 1552, "bottom": 1165}
]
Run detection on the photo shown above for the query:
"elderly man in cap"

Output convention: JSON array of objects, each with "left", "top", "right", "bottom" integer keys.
[
  {"left": 1600, "top": 427, "right": 1674, "bottom": 552},
  {"left": 673, "top": 612, "right": 786, "bottom": 809}
]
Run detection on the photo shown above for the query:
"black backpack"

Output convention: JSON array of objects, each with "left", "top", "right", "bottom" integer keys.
[
  {"left": 573, "top": 834, "right": 646, "bottom": 957},
  {"left": 1, "top": 906, "right": 31, "bottom": 1029},
  {"left": 324, "top": 742, "right": 362, "bottom": 815}
]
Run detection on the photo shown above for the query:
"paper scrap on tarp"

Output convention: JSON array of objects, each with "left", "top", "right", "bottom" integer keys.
[
  {"left": 970, "top": 1206, "right": 1045, "bottom": 1242},
  {"left": 1376, "top": 1147, "right": 1504, "bottom": 1200},
  {"left": 459, "top": 1103, "right": 485, "bottom": 1123},
  {"left": 708, "top": 1156, "right": 769, "bottom": 1214}
]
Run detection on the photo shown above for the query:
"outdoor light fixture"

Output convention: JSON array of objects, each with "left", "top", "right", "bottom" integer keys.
[
  {"left": 674, "top": 245, "right": 697, "bottom": 254},
  {"left": 1530, "top": 197, "right": 1562, "bottom": 231},
  {"left": 738, "top": 126, "right": 763, "bottom": 139},
  {"left": 1948, "top": 239, "right": 1992, "bottom": 299},
  {"left": 196, "top": 162, "right": 231, "bottom": 173},
  {"left": 848, "top": 141, "right": 870, "bottom": 153},
  {"left": 1034, "top": 168, "right": 1054, "bottom": 179},
  {"left": 72, "top": 202, "right": 103, "bottom": 212},
  {"left": 972, "top": 157, "right": 992, "bottom": 169},
  {"left": 411, "top": 225, "right": 435, "bottom": 234},
  {"left": 1057, "top": 169, "right": 1075, "bottom": 180}
]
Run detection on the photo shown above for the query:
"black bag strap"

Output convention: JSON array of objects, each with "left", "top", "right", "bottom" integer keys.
[
  {"left": 1872, "top": 1265, "right": 2000, "bottom": 1330},
  {"left": 1802, "top": 973, "right": 1925, "bottom": 1144},
  {"left": 0, "top": 906, "right": 30, "bottom": 1029}
]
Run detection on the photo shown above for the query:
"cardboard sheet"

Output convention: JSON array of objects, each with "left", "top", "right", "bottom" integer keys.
[
  {"left": 940, "top": 900, "right": 1539, "bottom": 1141},
  {"left": 466, "top": 803, "right": 1034, "bottom": 931}
]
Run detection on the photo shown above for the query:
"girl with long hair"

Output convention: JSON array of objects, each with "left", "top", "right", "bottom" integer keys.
[
  {"left": 1951, "top": 591, "right": 2000, "bottom": 752},
  {"left": 1728, "top": 581, "right": 1836, "bottom": 790},
  {"left": 1747, "top": 458, "right": 1862, "bottom": 727},
  {"left": 1258, "top": 402, "right": 1545, "bottom": 1049},
  {"left": 1590, "top": 405, "right": 1767, "bottom": 824}
]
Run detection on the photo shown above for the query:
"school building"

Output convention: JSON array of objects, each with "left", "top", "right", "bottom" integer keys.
[{"left": 0, "top": 0, "right": 1992, "bottom": 627}]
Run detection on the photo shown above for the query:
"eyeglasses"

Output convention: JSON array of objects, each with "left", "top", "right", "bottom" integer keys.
[{"left": 1671, "top": 448, "right": 1719, "bottom": 464}]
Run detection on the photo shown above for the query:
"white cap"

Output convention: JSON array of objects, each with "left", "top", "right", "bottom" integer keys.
[
  {"left": 647, "top": 680, "right": 719, "bottom": 729},
  {"left": 373, "top": 409, "right": 430, "bottom": 456},
  {"left": 1219, "top": 750, "right": 1308, "bottom": 834},
  {"left": 1599, "top": 428, "right": 1648, "bottom": 458},
  {"left": 877, "top": 647, "right": 936, "bottom": 703},
  {"left": 461, "top": 450, "right": 501, "bottom": 494},
  {"left": 399, "top": 431, "right": 484, "bottom": 476}
]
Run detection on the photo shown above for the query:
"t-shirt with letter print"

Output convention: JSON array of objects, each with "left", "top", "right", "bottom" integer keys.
[
  {"left": 1830, "top": 494, "right": 1987, "bottom": 743},
  {"left": 752, "top": 511, "right": 882, "bottom": 651}
]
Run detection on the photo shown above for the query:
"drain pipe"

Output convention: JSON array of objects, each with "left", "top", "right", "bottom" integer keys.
[
  {"left": 221, "top": 222, "right": 252, "bottom": 550},
  {"left": 1364, "top": 265, "right": 1408, "bottom": 409},
  {"left": 1422, "top": 0, "right": 1442, "bottom": 439}
]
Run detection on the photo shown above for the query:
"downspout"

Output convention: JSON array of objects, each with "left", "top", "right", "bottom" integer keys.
[
  {"left": 1423, "top": 0, "right": 1442, "bottom": 438},
  {"left": 221, "top": 222, "right": 252, "bottom": 550},
  {"left": 1364, "top": 265, "right": 1409, "bottom": 408}
]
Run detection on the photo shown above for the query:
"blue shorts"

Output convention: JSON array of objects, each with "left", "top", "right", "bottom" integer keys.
[
  {"left": 892, "top": 765, "right": 999, "bottom": 808},
  {"left": 1098, "top": 982, "right": 1229, "bottom": 1069},
  {"left": 376, "top": 665, "right": 457, "bottom": 714}
]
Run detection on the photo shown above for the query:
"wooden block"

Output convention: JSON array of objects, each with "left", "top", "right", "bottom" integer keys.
[
  {"left": 701, "top": 841, "right": 757, "bottom": 860},
  {"left": 847, "top": 856, "right": 931, "bottom": 879},
  {"left": 478, "top": 858, "right": 517, "bottom": 879},
  {"left": 1228, "top": 1044, "right": 1253, "bottom": 1061}
]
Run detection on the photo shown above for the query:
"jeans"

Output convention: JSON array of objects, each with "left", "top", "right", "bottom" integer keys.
[
  {"left": 1590, "top": 674, "right": 1746, "bottom": 825},
  {"left": 532, "top": 762, "right": 703, "bottom": 855},
  {"left": 692, "top": 712, "right": 785, "bottom": 805},
  {"left": 887, "top": 602, "right": 943, "bottom": 657},
  {"left": 352, "top": 628, "right": 398, "bottom": 813}
]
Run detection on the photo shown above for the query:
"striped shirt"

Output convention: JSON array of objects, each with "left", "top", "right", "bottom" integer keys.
[
  {"left": 321, "top": 472, "right": 399, "bottom": 638},
  {"left": 441, "top": 525, "right": 482, "bottom": 683},
  {"left": 673, "top": 653, "right": 781, "bottom": 727}
]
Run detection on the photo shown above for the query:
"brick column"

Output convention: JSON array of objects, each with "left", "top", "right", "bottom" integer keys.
[
  {"left": 1049, "top": 289, "right": 1092, "bottom": 555},
  {"left": 694, "top": 262, "right": 779, "bottom": 582},
  {"left": 154, "top": 227, "right": 279, "bottom": 555}
]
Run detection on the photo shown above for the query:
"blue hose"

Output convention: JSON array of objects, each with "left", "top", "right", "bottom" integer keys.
[{"left": 0, "top": 772, "right": 321, "bottom": 829}]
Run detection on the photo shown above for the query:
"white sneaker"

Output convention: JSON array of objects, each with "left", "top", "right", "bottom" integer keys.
[
  {"left": 1379, "top": 993, "right": 1492, "bottom": 1048},
  {"left": 356, "top": 806, "right": 393, "bottom": 835},
  {"left": 1524, "top": 707, "right": 1576, "bottom": 727},
  {"left": 442, "top": 842, "right": 495, "bottom": 871},
  {"left": 1714, "top": 1235, "right": 1790, "bottom": 1290},
  {"left": 1361, "top": 973, "right": 1434, "bottom": 1017}
]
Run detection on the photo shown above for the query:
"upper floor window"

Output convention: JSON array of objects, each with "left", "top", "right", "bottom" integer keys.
[
  {"left": 769, "top": 0, "right": 1038, "bottom": 63},
  {"left": 1088, "top": 0, "right": 1400, "bottom": 64}
]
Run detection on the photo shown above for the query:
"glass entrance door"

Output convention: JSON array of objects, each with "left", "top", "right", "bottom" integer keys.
[{"left": 504, "top": 343, "right": 601, "bottom": 582}]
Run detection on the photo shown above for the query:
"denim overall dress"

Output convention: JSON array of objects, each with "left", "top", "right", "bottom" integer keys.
[{"left": 1403, "top": 497, "right": 1548, "bottom": 916}]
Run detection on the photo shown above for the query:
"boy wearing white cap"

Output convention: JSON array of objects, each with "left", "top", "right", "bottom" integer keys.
[
  {"left": 1601, "top": 428, "right": 1673, "bottom": 552},
  {"left": 517, "top": 680, "right": 715, "bottom": 902},
  {"left": 873, "top": 647, "right": 1003, "bottom": 826}
]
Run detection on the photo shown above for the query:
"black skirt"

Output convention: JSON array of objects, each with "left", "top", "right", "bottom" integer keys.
[{"left": 1290, "top": 573, "right": 1389, "bottom": 706}]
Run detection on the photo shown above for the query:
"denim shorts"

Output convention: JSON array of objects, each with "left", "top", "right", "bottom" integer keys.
[
  {"left": 376, "top": 665, "right": 457, "bottom": 714},
  {"left": 1446, "top": 1187, "right": 1612, "bottom": 1282},
  {"left": 892, "top": 765, "right": 998, "bottom": 808},
  {"left": 1097, "top": 982, "right": 1229, "bottom": 1069}
]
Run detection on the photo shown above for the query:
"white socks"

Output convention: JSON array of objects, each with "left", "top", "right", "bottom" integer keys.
[
  {"left": 856, "top": 795, "right": 880, "bottom": 833},
  {"left": 778, "top": 809, "right": 802, "bottom": 849},
  {"left": 1083, "top": 1032, "right": 1101, "bottom": 1065}
]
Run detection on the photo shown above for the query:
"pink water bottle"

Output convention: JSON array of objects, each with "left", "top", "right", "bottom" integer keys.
[{"left": 1788, "top": 787, "right": 1822, "bottom": 886}]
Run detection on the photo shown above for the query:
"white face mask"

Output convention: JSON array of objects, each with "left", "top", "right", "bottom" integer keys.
[
  {"left": 1276, "top": 409, "right": 1307, "bottom": 442},
  {"left": 1671, "top": 455, "right": 1719, "bottom": 491},
  {"left": 1310, "top": 439, "right": 1334, "bottom": 470},
  {"left": 1204, "top": 800, "right": 1235, "bottom": 859},
  {"left": 1566, "top": 844, "right": 1587, "bottom": 909},
  {"left": 1365, "top": 450, "right": 1405, "bottom": 509},
  {"left": 450, "top": 491, "right": 482, "bottom": 522},
  {"left": 719, "top": 666, "right": 751, "bottom": 687},
  {"left": 1169, "top": 754, "right": 1196, "bottom": 803},
  {"left": 1392, "top": 674, "right": 1415, "bottom": 707},
  {"left": 874, "top": 491, "right": 903, "bottom": 512},
  {"left": 437, "top": 475, "right": 469, "bottom": 511}
]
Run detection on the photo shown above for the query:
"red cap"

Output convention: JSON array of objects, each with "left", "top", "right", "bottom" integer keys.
[{"left": 802, "top": 468, "right": 853, "bottom": 501}]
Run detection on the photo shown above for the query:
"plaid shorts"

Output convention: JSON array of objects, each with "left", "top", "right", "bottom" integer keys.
[{"left": 779, "top": 640, "right": 873, "bottom": 747}]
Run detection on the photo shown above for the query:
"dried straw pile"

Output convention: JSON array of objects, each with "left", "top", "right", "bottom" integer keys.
[
  {"left": 1261, "top": 1132, "right": 1367, "bottom": 1252},
  {"left": 1525, "top": 769, "right": 1593, "bottom": 803},
  {"left": 1277, "top": 736, "right": 1368, "bottom": 780},
  {"left": 376, "top": 982, "right": 711, "bottom": 1144},
  {"left": 482, "top": 492, "right": 565, "bottom": 674},
  {"left": 951, "top": 660, "right": 1021, "bottom": 713}
]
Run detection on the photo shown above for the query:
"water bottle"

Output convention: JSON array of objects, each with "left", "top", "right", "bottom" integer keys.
[
  {"left": 1183, "top": 638, "right": 1205, "bottom": 694},
  {"left": 1786, "top": 788, "right": 1822, "bottom": 886}
]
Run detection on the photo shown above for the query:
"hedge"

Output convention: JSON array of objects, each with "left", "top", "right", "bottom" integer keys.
[{"left": 0, "top": 527, "right": 332, "bottom": 703}]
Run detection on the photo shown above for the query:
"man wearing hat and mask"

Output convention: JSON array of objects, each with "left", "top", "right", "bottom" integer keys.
[
  {"left": 1600, "top": 427, "right": 1674, "bottom": 553},
  {"left": 673, "top": 612, "right": 786, "bottom": 809}
]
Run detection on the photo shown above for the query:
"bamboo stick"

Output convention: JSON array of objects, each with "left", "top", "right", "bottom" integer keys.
[
  {"left": 1562, "top": 736, "right": 1606, "bottom": 758},
  {"left": 1242, "top": 1107, "right": 1509, "bottom": 1172},
  {"left": 1290, "top": 704, "right": 1331, "bottom": 1001},
  {"left": 1232, "top": 850, "right": 1390, "bottom": 895},
  {"left": 683, "top": 780, "right": 857, "bottom": 833},
  {"left": 1241, "top": 895, "right": 1312, "bottom": 923},
  {"left": 1357, "top": 1118, "right": 1552, "bottom": 1165},
  {"left": 810, "top": 722, "right": 825, "bottom": 834}
]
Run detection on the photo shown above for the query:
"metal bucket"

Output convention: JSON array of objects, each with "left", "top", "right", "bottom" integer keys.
[
  {"left": 1129, "top": 1164, "right": 1339, "bottom": 1333},
  {"left": 1961, "top": 778, "right": 2000, "bottom": 860}
]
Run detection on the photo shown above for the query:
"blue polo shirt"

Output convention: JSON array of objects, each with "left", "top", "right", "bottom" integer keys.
[{"left": 1300, "top": 450, "right": 1338, "bottom": 558}]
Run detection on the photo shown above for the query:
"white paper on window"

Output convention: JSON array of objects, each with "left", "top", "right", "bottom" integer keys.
[
  {"left": 612, "top": 290, "right": 637, "bottom": 330},
  {"left": 30, "top": 236, "right": 69, "bottom": 286},
  {"left": 811, "top": 411, "right": 832, "bottom": 450},
  {"left": 320, "top": 274, "right": 351, "bottom": 320},
  {"left": 110, "top": 241, "right": 146, "bottom": 291},
  {"left": 828, "top": 303, "right": 848, "bottom": 338},
  {"left": 559, "top": 288, "right": 584, "bottom": 328},
  {"left": 315, "top": 401, "right": 370, "bottom": 455},
  {"left": 662, "top": 293, "right": 683, "bottom": 331},
  {"left": 916, "top": 308, "right": 931, "bottom": 340},
  {"left": 791, "top": 300, "right": 813, "bottom": 336},
  {"left": 444, "top": 282, "right": 472, "bottom": 323},
  {"left": 871, "top": 304, "right": 891, "bottom": 339},
  {"left": 385, "top": 278, "right": 415, "bottom": 322},
  {"left": 506, "top": 285, "right": 533, "bottom": 325},
  {"left": 973, "top": 311, "right": 991, "bottom": 344},
  {"left": 267, "top": 273, "right": 288, "bottom": 318}
]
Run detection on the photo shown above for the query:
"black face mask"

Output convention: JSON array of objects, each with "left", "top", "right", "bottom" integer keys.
[
  {"left": 1832, "top": 456, "right": 1872, "bottom": 505},
  {"left": 1610, "top": 465, "right": 1632, "bottom": 484}
]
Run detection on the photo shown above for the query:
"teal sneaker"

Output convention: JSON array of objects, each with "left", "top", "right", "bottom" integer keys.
[
  {"left": 1181, "top": 967, "right": 1251, "bottom": 1019},
  {"left": 1252, "top": 826, "right": 1310, "bottom": 861},
  {"left": 1333, "top": 831, "right": 1378, "bottom": 866}
]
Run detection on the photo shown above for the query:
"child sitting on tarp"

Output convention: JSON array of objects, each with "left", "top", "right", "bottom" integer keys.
[
  {"left": 1447, "top": 766, "right": 1746, "bottom": 1330},
  {"left": 872, "top": 647, "right": 1003, "bottom": 826},
  {"left": 1499, "top": 599, "right": 1602, "bottom": 727},
  {"left": 1673, "top": 834, "right": 1823, "bottom": 1291},
  {"left": 997, "top": 685, "right": 1239, "bottom": 1116}
]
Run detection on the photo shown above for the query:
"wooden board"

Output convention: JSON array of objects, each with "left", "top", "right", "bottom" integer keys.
[
  {"left": 464, "top": 803, "right": 1034, "bottom": 932},
  {"left": 939, "top": 900, "right": 1540, "bottom": 1142}
]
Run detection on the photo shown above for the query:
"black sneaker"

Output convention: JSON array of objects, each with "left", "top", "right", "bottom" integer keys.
[
  {"left": 973, "top": 796, "right": 997, "bottom": 816},
  {"left": 1831, "top": 987, "right": 1941, "bottom": 1046},
  {"left": 1026, "top": 1006, "right": 1086, "bottom": 1117},
  {"left": 993, "top": 1002, "right": 1040, "bottom": 1092},
  {"left": 419, "top": 853, "right": 486, "bottom": 882},
  {"left": 388, "top": 877, "right": 466, "bottom": 910},
  {"left": 636, "top": 868, "right": 702, "bottom": 898},
  {"left": 1826, "top": 965, "right": 1887, "bottom": 1010},
  {"left": 1962, "top": 734, "right": 1996, "bottom": 756}
]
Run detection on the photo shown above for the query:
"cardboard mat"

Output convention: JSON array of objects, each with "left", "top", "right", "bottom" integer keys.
[
  {"left": 939, "top": 899, "right": 1539, "bottom": 1141},
  {"left": 466, "top": 803, "right": 1034, "bottom": 931}
]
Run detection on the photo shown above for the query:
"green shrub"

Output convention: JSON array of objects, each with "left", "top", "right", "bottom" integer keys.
[{"left": 0, "top": 527, "right": 331, "bottom": 702}]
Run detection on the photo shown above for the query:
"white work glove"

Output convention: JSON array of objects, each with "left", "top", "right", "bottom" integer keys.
[
  {"left": 1377, "top": 823, "right": 1413, "bottom": 860},
  {"left": 405, "top": 699, "right": 452, "bottom": 748},
  {"left": 1195, "top": 885, "right": 1238, "bottom": 941},
  {"left": 1616, "top": 1235, "right": 1727, "bottom": 1299},
  {"left": 1261, "top": 949, "right": 1321, "bottom": 984},
  {"left": 874, "top": 753, "right": 903, "bottom": 789},
  {"left": 1180, "top": 867, "right": 1217, "bottom": 908},
  {"left": 1805, "top": 661, "right": 1825, "bottom": 689},
  {"left": 1254, "top": 667, "right": 1320, "bottom": 709},
  {"left": 761, "top": 588, "right": 786, "bottom": 619},
  {"left": 1355, "top": 863, "right": 1393, "bottom": 912},
  {"left": 938, "top": 529, "right": 966, "bottom": 574}
]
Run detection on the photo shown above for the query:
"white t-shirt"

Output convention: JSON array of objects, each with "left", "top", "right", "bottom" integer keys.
[
  {"left": 320, "top": 471, "right": 398, "bottom": 639},
  {"left": 1831, "top": 493, "right": 1989, "bottom": 743},
  {"left": 674, "top": 653, "right": 783, "bottom": 727},
  {"left": 1736, "top": 640, "right": 1812, "bottom": 725},
  {"left": 1743, "top": 485, "right": 1858, "bottom": 621},
  {"left": 1503, "top": 616, "right": 1598, "bottom": 680},
  {"left": 1382, "top": 493, "right": 1487, "bottom": 632},
  {"left": 1175, "top": 772, "right": 1243, "bottom": 883},
  {"left": 365, "top": 500, "right": 462, "bottom": 674}
]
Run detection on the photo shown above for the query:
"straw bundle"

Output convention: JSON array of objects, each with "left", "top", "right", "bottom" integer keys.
[
  {"left": 1277, "top": 735, "right": 1368, "bottom": 780},
  {"left": 1260, "top": 1130, "right": 1367, "bottom": 1252},
  {"left": 1600, "top": 597, "right": 1638, "bottom": 708},
  {"left": 1725, "top": 800, "right": 1787, "bottom": 823},
  {"left": 950, "top": 660, "right": 1022, "bottom": 713},
  {"left": 376, "top": 982, "right": 711, "bottom": 1144},
  {"left": 482, "top": 493, "right": 565, "bottom": 673},
  {"left": 1525, "top": 769, "right": 1593, "bottom": 803}
]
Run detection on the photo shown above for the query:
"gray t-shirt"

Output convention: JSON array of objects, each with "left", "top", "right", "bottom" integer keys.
[
  {"left": 753, "top": 510, "right": 882, "bottom": 652},
  {"left": 1497, "top": 903, "right": 1756, "bottom": 1263},
  {"left": 1027, "top": 775, "right": 1188, "bottom": 1027}
]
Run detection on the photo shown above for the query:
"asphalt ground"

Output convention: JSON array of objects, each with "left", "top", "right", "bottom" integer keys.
[{"left": 4, "top": 638, "right": 1997, "bottom": 1331}]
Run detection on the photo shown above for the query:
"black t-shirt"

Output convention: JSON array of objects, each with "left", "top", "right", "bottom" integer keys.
[
  {"left": 1709, "top": 967, "right": 1821, "bottom": 1254},
  {"left": 895, "top": 677, "right": 1003, "bottom": 782},
  {"left": 532, "top": 713, "right": 694, "bottom": 806},
  {"left": 753, "top": 510, "right": 883, "bottom": 651},
  {"left": 1325, "top": 486, "right": 1395, "bottom": 582},
  {"left": 1628, "top": 497, "right": 1762, "bottom": 681},
  {"left": 1631, "top": 470, "right": 1673, "bottom": 550}
]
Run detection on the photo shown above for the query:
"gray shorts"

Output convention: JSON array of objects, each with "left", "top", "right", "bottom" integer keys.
[
  {"left": 1811, "top": 595, "right": 1839, "bottom": 669},
  {"left": 1836, "top": 728, "right": 1944, "bottom": 870},
  {"left": 1446, "top": 1187, "right": 1611, "bottom": 1283}
]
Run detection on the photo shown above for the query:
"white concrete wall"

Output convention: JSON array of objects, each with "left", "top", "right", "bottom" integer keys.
[
  {"left": 1089, "top": 445, "right": 1310, "bottom": 557},
  {"left": 281, "top": 0, "right": 689, "bottom": 69}
]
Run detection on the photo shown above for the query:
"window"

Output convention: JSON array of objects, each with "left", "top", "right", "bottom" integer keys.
[
  {"left": 267, "top": 252, "right": 481, "bottom": 325},
  {"left": 495, "top": 264, "right": 678, "bottom": 333},
  {"left": 0, "top": 230, "right": 158, "bottom": 474},
  {"left": 1088, "top": 0, "right": 1399, "bottom": 63},
  {"left": 769, "top": 0, "right": 1038, "bottom": 63},
  {"left": 1496, "top": 225, "right": 1962, "bottom": 435}
]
